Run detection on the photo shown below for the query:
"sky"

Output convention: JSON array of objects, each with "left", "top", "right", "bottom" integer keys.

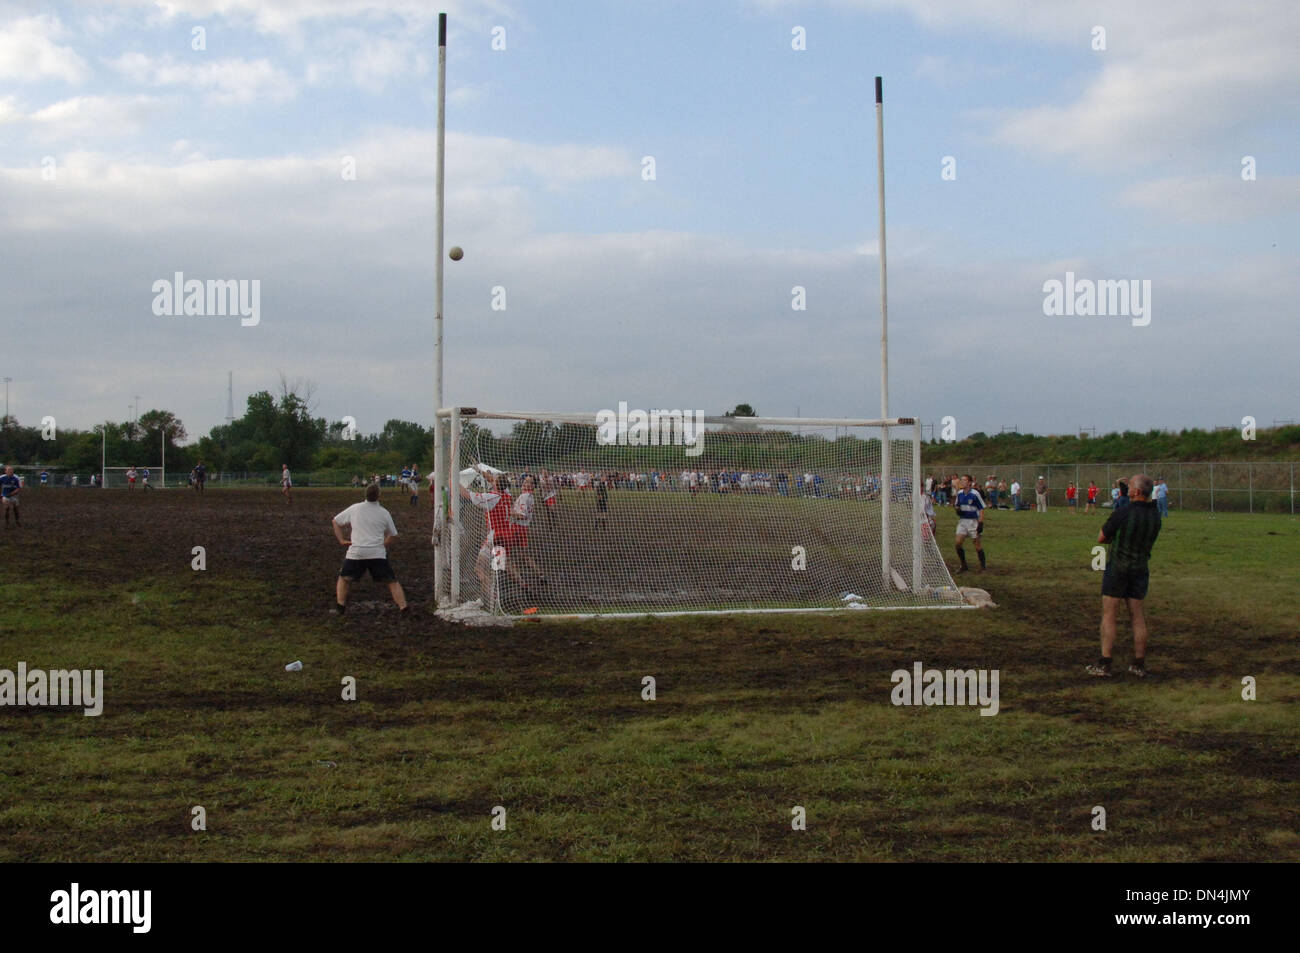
[{"left": 1, "top": 0, "right": 1297, "bottom": 444}]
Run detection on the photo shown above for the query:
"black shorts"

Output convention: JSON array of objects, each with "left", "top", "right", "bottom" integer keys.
[
  {"left": 339, "top": 558, "right": 397, "bottom": 582},
  {"left": 1102, "top": 566, "right": 1149, "bottom": 600}
]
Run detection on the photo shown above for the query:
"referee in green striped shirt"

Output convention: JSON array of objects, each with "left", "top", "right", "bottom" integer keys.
[{"left": 1086, "top": 473, "right": 1162, "bottom": 678}]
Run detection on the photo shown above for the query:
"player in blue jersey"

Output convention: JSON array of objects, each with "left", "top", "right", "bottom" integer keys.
[
  {"left": 1, "top": 465, "right": 21, "bottom": 527},
  {"left": 953, "top": 474, "right": 986, "bottom": 573}
]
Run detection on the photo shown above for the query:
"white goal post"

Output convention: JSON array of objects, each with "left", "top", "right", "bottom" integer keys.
[{"left": 432, "top": 407, "right": 965, "bottom": 618}]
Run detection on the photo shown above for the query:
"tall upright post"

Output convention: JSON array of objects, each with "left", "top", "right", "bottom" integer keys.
[
  {"left": 100, "top": 427, "right": 105, "bottom": 488},
  {"left": 449, "top": 406, "right": 461, "bottom": 605},
  {"left": 161, "top": 429, "right": 165, "bottom": 489},
  {"left": 432, "top": 12, "right": 449, "bottom": 605},
  {"left": 875, "top": 76, "right": 891, "bottom": 583},
  {"left": 912, "top": 419, "right": 922, "bottom": 592}
]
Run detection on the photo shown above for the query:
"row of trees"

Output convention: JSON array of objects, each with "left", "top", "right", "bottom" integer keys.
[
  {"left": 925, "top": 425, "right": 1300, "bottom": 466},
  {"left": 0, "top": 380, "right": 439, "bottom": 477},
  {"left": 6, "top": 386, "right": 1291, "bottom": 477}
]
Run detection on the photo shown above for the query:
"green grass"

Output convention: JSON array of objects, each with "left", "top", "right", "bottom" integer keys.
[{"left": 1, "top": 501, "right": 1296, "bottom": 861}]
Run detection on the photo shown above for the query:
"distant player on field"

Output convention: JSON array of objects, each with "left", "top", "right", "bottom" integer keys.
[
  {"left": 331, "top": 483, "right": 408, "bottom": 615},
  {"left": 539, "top": 468, "right": 559, "bottom": 526},
  {"left": 39, "top": 469, "right": 49, "bottom": 487},
  {"left": 595, "top": 474, "right": 609, "bottom": 530},
  {"left": 1085, "top": 480, "right": 1099, "bottom": 514},
  {"left": 141, "top": 467, "right": 153, "bottom": 490},
  {"left": 194, "top": 461, "right": 206, "bottom": 492},
  {"left": 953, "top": 474, "right": 986, "bottom": 573},
  {"left": 1, "top": 465, "right": 21, "bottom": 527},
  {"left": 920, "top": 489, "right": 937, "bottom": 541},
  {"left": 1066, "top": 481, "right": 1077, "bottom": 513},
  {"left": 126, "top": 466, "right": 137, "bottom": 490},
  {"left": 281, "top": 464, "right": 292, "bottom": 503},
  {"left": 1086, "top": 474, "right": 1161, "bottom": 678}
]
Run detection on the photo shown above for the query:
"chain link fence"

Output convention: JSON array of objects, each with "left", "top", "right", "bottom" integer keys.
[{"left": 923, "top": 462, "right": 1297, "bottom": 514}]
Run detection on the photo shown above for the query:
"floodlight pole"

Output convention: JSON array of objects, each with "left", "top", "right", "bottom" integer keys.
[
  {"left": 875, "top": 76, "right": 892, "bottom": 584},
  {"left": 432, "top": 12, "right": 449, "bottom": 604}
]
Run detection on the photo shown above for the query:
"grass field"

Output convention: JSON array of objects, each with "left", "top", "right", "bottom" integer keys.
[{"left": 0, "top": 488, "right": 1296, "bottom": 861}]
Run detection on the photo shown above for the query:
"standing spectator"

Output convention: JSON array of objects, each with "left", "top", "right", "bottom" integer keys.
[
  {"left": 1066, "top": 481, "right": 1078, "bottom": 513},
  {"left": 984, "top": 475, "right": 997, "bottom": 508},
  {"left": 1115, "top": 480, "right": 1130, "bottom": 511},
  {"left": 1010, "top": 478, "right": 1022, "bottom": 511},
  {"left": 1035, "top": 475, "right": 1048, "bottom": 512},
  {"left": 1085, "top": 480, "right": 1099, "bottom": 514},
  {"left": 1086, "top": 474, "right": 1161, "bottom": 678},
  {"left": 997, "top": 479, "right": 1009, "bottom": 509},
  {"left": 924, "top": 474, "right": 934, "bottom": 498},
  {"left": 1153, "top": 477, "right": 1169, "bottom": 518}
]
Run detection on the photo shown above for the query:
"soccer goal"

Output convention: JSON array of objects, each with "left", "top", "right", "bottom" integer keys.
[
  {"left": 432, "top": 407, "right": 964, "bottom": 618},
  {"left": 101, "top": 466, "right": 164, "bottom": 488}
]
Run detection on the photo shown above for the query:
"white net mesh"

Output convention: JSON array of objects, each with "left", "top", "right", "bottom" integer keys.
[
  {"left": 439, "top": 410, "right": 963, "bottom": 616},
  {"left": 101, "top": 467, "right": 162, "bottom": 488}
]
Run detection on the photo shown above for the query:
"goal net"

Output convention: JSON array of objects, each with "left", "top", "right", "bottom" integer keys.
[
  {"left": 101, "top": 466, "right": 164, "bottom": 488},
  {"left": 433, "top": 407, "right": 964, "bottom": 617}
]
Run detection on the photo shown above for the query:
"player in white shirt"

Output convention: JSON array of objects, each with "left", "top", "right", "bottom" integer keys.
[
  {"left": 126, "top": 466, "right": 137, "bottom": 490},
  {"left": 508, "top": 475, "right": 547, "bottom": 582},
  {"left": 281, "top": 464, "right": 292, "bottom": 504},
  {"left": 331, "top": 483, "right": 408, "bottom": 614}
]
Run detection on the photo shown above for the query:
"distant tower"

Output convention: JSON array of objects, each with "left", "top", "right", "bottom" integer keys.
[{"left": 226, "top": 372, "right": 235, "bottom": 424}]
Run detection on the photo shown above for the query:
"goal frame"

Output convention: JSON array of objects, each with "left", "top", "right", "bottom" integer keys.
[{"left": 433, "top": 406, "right": 964, "bottom": 619}]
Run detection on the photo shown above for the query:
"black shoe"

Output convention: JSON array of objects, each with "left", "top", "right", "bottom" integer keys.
[{"left": 330, "top": 603, "right": 347, "bottom": 615}]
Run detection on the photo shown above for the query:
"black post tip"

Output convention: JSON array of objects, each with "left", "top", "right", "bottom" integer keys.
[
  {"left": 439, "top": 13, "right": 447, "bottom": 46},
  {"left": 875, "top": 76, "right": 883, "bottom": 104}
]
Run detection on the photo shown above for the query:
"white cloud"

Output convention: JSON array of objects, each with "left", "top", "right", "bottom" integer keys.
[
  {"left": 1121, "top": 174, "right": 1300, "bottom": 224},
  {"left": 0, "top": 14, "right": 89, "bottom": 83},
  {"left": 108, "top": 52, "right": 296, "bottom": 105},
  {"left": 786, "top": 1, "right": 1300, "bottom": 167},
  {"left": 18, "top": 94, "right": 170, "bottom": 140},
  {"left": 126, "top": 0, "right": 515, "bottom": 36}
]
